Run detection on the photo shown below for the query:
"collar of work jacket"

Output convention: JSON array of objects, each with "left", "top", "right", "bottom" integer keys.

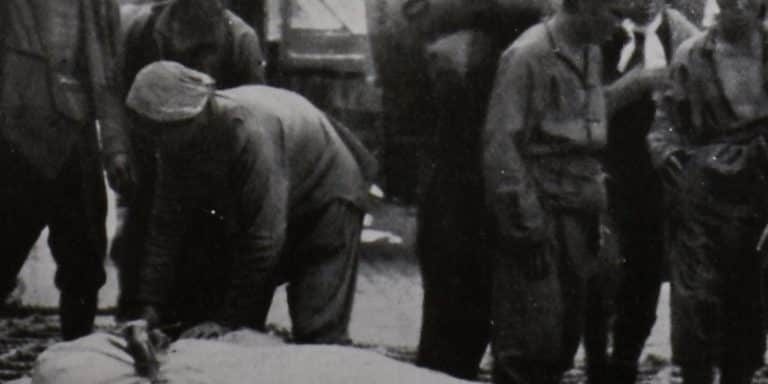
[
  {"left": 540, "top": 20, "right": 606, "bottom": 152},
  {"left": 545, "top": 20, "right": 603, "bottom": 91}
]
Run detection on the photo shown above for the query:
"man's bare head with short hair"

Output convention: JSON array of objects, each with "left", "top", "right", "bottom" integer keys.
[
  {"left": 556, "top": 0, "right": 623, "bottom": 43},
  {"left": 716, "top": 0, "right": 767, "bottom": 39},
  {"left": 160, "top": 0, "right": 229, "bottom": 75}
]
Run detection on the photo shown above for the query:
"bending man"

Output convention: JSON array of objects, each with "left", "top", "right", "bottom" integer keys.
[{"left": 128, "top": 62, "right": 372, "bottom": 343}]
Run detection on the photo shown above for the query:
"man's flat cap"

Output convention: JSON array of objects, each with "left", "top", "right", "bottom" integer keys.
[{"left": 126, "top": 61, "right": 215, "bottom": 122}]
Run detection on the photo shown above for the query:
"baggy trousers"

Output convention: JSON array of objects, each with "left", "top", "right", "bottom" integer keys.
[
  {"left": 666, "top": 132, "right": 768, "bottom": 380},
  {"left": 669, "top": 202, "right": 766, "bottom": 375},
  {"left": 491, "top": 212, "right": 614, "bottom": 384},
  {"left": 416, "top": 167, "right": 491, "bottom": 380},
  {"left": 415, "top": 30, "right": 499, "bottom": 380},
  {"left": 608, "top": 182, "right": 665, "bottom": 381},
  {"left": 0, "top": 128, "right": 106, "bottom": 340}
]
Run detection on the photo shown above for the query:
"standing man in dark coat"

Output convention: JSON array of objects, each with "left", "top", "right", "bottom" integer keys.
[
  {"left": 648, "top": 0, "right": 768, "bottom": 382},
  {"left": 412, "top": 1, "right": 549, "bottom": 379},
  {"left": 112, "top": 0, "right": 267, "bottom": 320},
  {"left": 483, "top": 0, "right": 621, "bottom": 382},
  {"left": 0, "top": 0, "right": 133, "bottom": 340},
  {"left": 127, "top": 62, "right": 372, "bottom": 342},
  {"left": 600, "top": 1, "right": 698, "bottom": 382}
]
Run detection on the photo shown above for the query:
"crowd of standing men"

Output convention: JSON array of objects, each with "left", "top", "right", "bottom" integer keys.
[
  {"left": 1, "top": 0, "right": 768, "bottom": 384},
  {"left": 416, "top": 0, "right": 768, "bottom": 384}
]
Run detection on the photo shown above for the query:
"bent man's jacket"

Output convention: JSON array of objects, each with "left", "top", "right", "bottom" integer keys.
[
  {"left": 483, "top": 21, "right": 607, "bottom": 246},
  {"left": 139, "top": 86, "right": 370, "bottom": 326},
  {"left": 1, "top": 0, "right": 129, "bottom": 177}
]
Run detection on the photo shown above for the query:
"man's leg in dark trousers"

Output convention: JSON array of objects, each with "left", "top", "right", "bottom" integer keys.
[
  {"left": 110, "top": 129, "right": 156, "bottom": 321},
  {"left": 718, "top": 221, "right": 765, "bottom": 384},
  {"left": 287, "top": 201, "right": 362, "bottom": 344},
  {"left": 48, "top": 150, "right": 107, "bottom": 341},
  {"left": 610, "top": 219, "right": 664, "bottom": 383},
  {"left": 584, "top": 269, "right": 619, "bottom": 384},
  {"left": 0, "top": 176, "right": 48, "bottom": 306},
  {"left": 0, "top": 134, "right": 52, "bottom": 308},
  {"left": 492, "top": 213, "right": 598, "bottom": 384},
  {"left": 416, "top": 180, "right": 490, "bottom": 380},
  {"left": 670, "top": 208, "right": 765, "bottom": 384}
]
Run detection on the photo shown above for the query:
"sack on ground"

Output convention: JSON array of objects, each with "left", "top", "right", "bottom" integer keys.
[{"left": 32, "top": 331, "right": 475, "bottom": 384}]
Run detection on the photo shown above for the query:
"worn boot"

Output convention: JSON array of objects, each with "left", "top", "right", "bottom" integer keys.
[
  {"left": 60, "top": 292, "right": 98, "bottom": 341},
  {"left": 609, "top": 359, "right": 639, "bottom": 384},
  {"left": 586, "top": 359, "right": 609, "bottom": 384},
  {"left": 681, "top": 364, "right": 715, "bottom": 384},
  {"left": 720, "top": 364, "right": 755, "bottom": 384},
  {"left": 492, "top": 359, "right": 563, "bottom": 384}
]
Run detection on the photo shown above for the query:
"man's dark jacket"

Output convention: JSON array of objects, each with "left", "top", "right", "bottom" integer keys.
[
  {"left": 1, "top": 0, "right": 129, "bottom": 178},
  {"left": 138, "top": 86, "right": 369, "bottom": 326},
  {"left": 122, "top": 1, "right": 266, "bottom": 87}
]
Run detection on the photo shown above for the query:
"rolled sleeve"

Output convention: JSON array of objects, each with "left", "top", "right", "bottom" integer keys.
[{"left": 648, "top": 49, "right": 692, "bottom": 168}]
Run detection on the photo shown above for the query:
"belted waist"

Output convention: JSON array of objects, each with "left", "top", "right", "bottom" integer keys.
[{"left": 527, "top": 154, "right": 607, "bottom": 213}]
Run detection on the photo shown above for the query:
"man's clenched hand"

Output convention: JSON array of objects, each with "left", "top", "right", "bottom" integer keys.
[{"left": 106, "top": 153, "right": 135, "bottom": 195}]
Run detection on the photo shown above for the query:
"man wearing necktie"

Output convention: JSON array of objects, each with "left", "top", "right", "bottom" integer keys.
[{"left": 600, "top": 1, "right": 698, "bottom": 382}]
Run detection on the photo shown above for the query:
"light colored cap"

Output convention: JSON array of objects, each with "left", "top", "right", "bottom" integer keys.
[{"left": 126, "top": 61, "right": 215, "bottom": 122}]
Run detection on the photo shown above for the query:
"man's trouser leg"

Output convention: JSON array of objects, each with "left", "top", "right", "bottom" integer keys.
[
  {"left": 719, "top": 220, "right": 765, "bottom": 384},
  {"left": 492, "top": 213, "right": 599, "bottom": 384},
  {"left": 610, "top": 218, "right": 664, "bottom": 383},
  {"left": 287, "top": 200, "right": 362, "bottom": 344},
  {"left": 110, "top": 129, "right": 156, "bottom": 321},
  {"left": 584, "top": 270, "right": 618, "bottom": 384},
  {"left": 48, "top": 149, "right": 107, "bottom": 341},
  {"left": 0, "top": 148, "right": 49, "bottom": 308},
  {"left": 416, "top": 178, "right": 490, "bottom": 379},
  {"left": 670, "top": 205, "right": 765, "bottom": 384}
]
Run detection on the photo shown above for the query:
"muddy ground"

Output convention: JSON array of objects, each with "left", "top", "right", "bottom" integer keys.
[{"left": 3, "top": 201, "right": 768, "bottom": 383}]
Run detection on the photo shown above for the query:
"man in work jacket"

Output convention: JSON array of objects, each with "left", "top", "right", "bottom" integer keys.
[
  {"left": 128, "top": 61, "right": 373, "bottom": 343},
  {"left": 482, "top": 0, "right": 622, "bottom": 382},
  {"left": 648, "top": 0, "right": 768, "bottom": 382},
  {"left": 0, "top": 0, "right": 133, "bottom": 340}
]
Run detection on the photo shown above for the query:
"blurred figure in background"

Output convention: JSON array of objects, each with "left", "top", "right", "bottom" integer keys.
[
  {"left": 648, "top": 0, "right": 768, "bottom": 382},
  {"left": 0, "top": 0, "right": 133, "bottom": 340},
  {"left": 600, "top": 0, "right": 698, "bottom": 382},
  {"left": 113, "top": 0, "right": 266, "bottom": 321},
  {"left": 410, "top": 0, "right": 549, "bottom": 379}
]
